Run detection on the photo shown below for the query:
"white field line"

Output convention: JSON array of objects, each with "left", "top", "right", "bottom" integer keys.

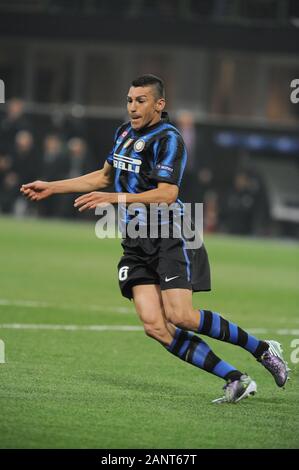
[
  {"left": 249, "top": 328, "right": 299, "bottom": 336},
  {"left": 1, "top": 299, "right": 298, "bottom": 324},
  {"left": 0, "top": 324, "right": 299, "bottom": 335},
  {"left": 0, "top": 298, "right": 135, "bottom": 314},
  {"left": 0, "top": 324, "right": 143, "bottom": 332},
  {"left": 270, "top": 318, "right": 299, "bottom": 324},
  {"left": 0, "top": 299, "right": 298, "bottom": 334}
]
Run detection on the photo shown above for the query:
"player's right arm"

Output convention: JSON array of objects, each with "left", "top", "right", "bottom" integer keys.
[{"left": 20, "top": 161, "right": 114, "bottom": 202}]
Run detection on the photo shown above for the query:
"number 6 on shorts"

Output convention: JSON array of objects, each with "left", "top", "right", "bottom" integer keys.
[{"left": 119, "top": 266, "right": 129, "bottom": 281}]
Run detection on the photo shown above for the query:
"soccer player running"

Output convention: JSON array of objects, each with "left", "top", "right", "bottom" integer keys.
[{"left": 21, "top": 75, "right": 289, "bottom": 403}]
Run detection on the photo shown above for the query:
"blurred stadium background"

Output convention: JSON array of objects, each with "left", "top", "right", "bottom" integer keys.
[
  {"left": 0, "top": 0, "right": 299, "bottom": 450},
  {"left": 1, "top": 0, "right": 299, "bottom": 237}
]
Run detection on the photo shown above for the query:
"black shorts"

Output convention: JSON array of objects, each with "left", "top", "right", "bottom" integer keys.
[{"left": 118, "top": 236, "right": 211, "bottom": 300}]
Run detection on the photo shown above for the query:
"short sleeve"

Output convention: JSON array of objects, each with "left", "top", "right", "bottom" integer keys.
[
  {"left": 149, "top": 131, "right": 187, "bottom": 186},
  {"left": 106, "top": 150, "right": 114, "bottom": 166}
]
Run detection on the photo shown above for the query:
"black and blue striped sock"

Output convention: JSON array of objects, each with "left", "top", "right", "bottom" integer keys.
[
  {"left": 198, "top": 310, "right": 268, "bottom": 358},
  {"left": 167, "top": 328, "right": 242, "bottom": 382}
]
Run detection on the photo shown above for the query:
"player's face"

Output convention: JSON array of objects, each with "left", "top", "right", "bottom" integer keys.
[{"left": 127, "top": 86, "right": 165, "bottom": 130}]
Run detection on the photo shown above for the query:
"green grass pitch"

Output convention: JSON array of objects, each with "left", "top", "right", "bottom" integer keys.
[{"left": 0, "top": 216, "right": 298, "bottom": 449}]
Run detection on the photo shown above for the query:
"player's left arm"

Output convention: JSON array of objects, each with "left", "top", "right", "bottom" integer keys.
[{"left": 74, "top": 182, "right": 178, "bottom": 212}]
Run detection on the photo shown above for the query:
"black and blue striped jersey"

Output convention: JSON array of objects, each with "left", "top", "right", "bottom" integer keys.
[
  {"left": 105, "top": 114, "right": 210, "bottom": 296},
  {"left": 106, "top": 112, "right": 187, "bottom": 195}
]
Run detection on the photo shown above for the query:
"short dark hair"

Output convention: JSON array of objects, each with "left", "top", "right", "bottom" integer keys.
[{"left": 131, "top": 74, "right": 165, "bottom": 99}]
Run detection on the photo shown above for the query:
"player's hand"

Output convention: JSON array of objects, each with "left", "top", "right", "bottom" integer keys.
[
  {"left": 74, "top": 192, "right": 117, "bottom": 212},
  {"left": 20, "top": 180, "right": 54, "bottom": 201}
]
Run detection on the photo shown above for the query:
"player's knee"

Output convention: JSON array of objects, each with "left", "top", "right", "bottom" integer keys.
[
  {"left": 143, "top": 322, "right": 167, "bottom": 342},
  {"left": 166, "top": 307, "right": 193, "bottom": 329}
]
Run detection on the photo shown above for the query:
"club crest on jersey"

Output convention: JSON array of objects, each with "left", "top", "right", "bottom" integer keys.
[
  {"left": 113, "top": 153, "right": 141, "bottom": 173},
  {"left": 134, "top": 139, "right": 145, "bottom": 152}
]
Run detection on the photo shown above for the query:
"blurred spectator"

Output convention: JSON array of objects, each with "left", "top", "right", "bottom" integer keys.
[
  {"left": 0, "top": 152, "right": 12, "bottom": 186},
  {"left": 176, "top": 110, "right": 198, "bottom": 205},
  {"left": 211, "top": 58, "right": 235, "bottom": 115},
  {"left": 196, "top": 167, "right": 215, "bottom": 202},
  {"left": 59, "top": 137, "right": 93, "bottom": 218},
  {"left": 195, "top": 167, "right": 219, "bottom": 233},
  {"left": 204, "top": 190, "right": 219, "bottom": 233},
  {"left": 39, "top": 134, "right": 68, "bottom": 217},
  {"left": 0, "top": 172, "right": 20, "bottom": 214},
  {"left": 266, "top": 72, "right": 297, "bottom": 124},
  {"left": 12, "top": 130, "right": 38, "bottom": 184},
  {"left": 0, "top": 130, "right": 37, "bottom": 215},
  {"left": 0, "top": 150, "right": 16, "bottom": 213},
  {"left": 67, "top": 137, "right": 90, "bottom": 178},
  {"left": 238, "top": 150, "right": 270, "bottom": 235},
  {"left": 40, "top": 134, "right": 68, "bottom": 181},
  {"left": 0, "top": 98, "right": 31, "bottom": 153},
  {"left": 222, "top": 171, "right": 259, "bottom": 235},
  {"left": 176, "top": 111, "right": 197, "bottom": 172},
  {"left": 51, "top": 105, "right": 88, "bottom": 141}
]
